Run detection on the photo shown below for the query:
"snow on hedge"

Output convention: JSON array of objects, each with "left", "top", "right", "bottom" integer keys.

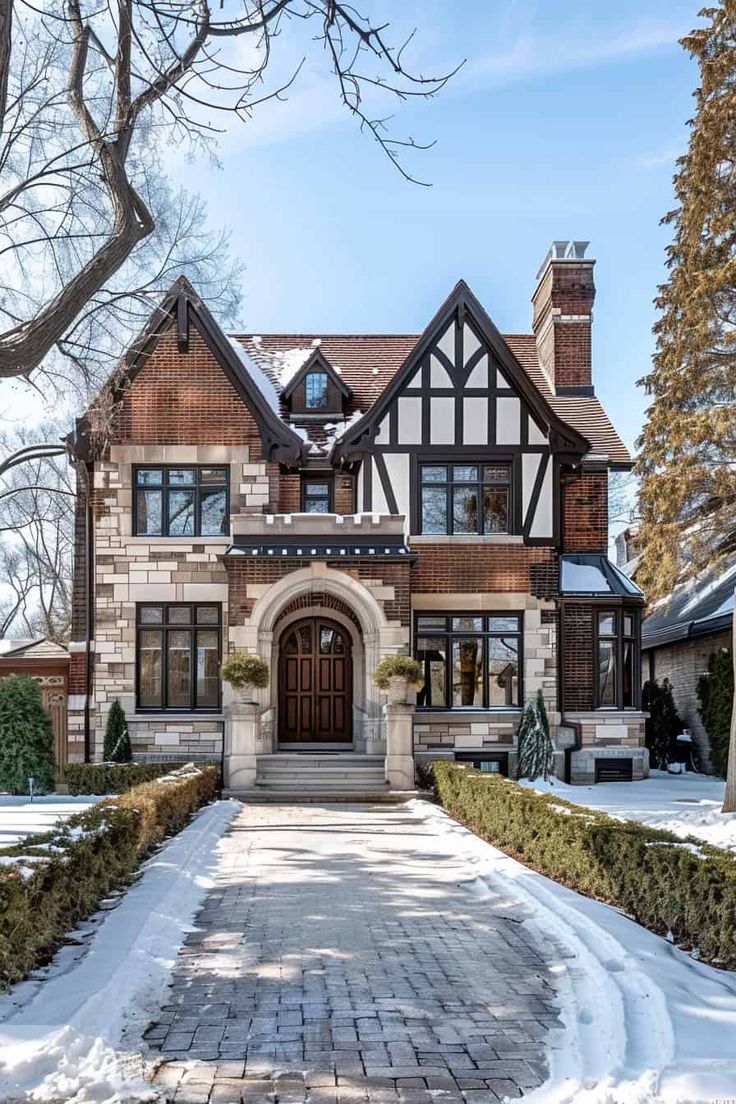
[
  {"left": 520, "top": 769, "right": 736, "bottom": 852},
  {"left": 417, "top": 798, "right": 736, "bottom": 1104},
  {"left": 0, "top": 799, "right": 238, "bottom": 1103}
]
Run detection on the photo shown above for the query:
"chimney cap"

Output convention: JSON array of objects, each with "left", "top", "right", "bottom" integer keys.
[{"left": 536, "top": 240, "right": 592, "bottom": 279}]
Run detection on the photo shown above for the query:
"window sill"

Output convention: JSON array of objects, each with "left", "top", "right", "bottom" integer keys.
[
  {"left": 415, "top": 708, "right": 522, "bottom": 719},
  {"left": 410, "top": 535, "right": 525, "bottom": 545},
  {"left": 130, "top": 712, "right": 224, "bottom": 722},
  {"left": 125, "top": 536, "right": 231, "bottom": 545}
]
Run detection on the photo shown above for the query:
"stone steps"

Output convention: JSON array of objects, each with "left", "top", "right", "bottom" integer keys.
[{"left": 224, "top": 752, "right": 414, "bottom": 803}]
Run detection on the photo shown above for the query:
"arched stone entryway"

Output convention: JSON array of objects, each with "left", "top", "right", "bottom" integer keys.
[{"left": 229, "top": 563, "right": 407, "bottom": 754}]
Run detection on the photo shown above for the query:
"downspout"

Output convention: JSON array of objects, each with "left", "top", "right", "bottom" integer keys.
[{"left": 83, "top": 468, "right": 93, "bottom": 763}]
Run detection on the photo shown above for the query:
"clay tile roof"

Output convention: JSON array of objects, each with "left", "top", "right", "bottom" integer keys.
[{"left": 230, "top": 332, "right": 631, "bottom": 466}]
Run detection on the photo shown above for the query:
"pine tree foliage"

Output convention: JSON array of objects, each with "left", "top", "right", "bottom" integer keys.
[
  {"left": 637, "top": 3, "right": 736, "bottom": 601},
  {"left": 0, "top": 675, "right": 55, "bottom": 794},
  {"left": 515, "top": 690, "right": 555, "bottom": 782},
  {"left": 642, "top": 678, "right": 683, "bottom": 769},
  {"left": 697, "top": 647, "right": 733, "bottom": 776},
  {"left": 103, "top": 699, "right": 132, "bottom": 763}
]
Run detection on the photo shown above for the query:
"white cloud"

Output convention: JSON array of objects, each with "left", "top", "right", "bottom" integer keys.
[{"left": 634, "top": 139, "right": 685, "bottom": 170}]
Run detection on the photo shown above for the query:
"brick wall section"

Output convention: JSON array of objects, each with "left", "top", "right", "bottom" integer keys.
[
  {"left": 562, "top": 471, "right": 608, "bottom": 552},
  {"left": 532, "top": 259, "right": 595, "bottom": 389},
  {"left": 412, "top": 545, "right": 558, "bottom": 598},
  {"left": 226, "top": 558, "right": 412, "bottom": 626},
  {"left": 561, "top": 602, "right": 594, "bottom": 711},
  {"left": 647, "top": 632, "right": 730, "bottom": 770},
  {"left": 68, "top": 651, "right": 88, "bottom": 695},
  {"left": 114, "top": 324, "right": 263, "bottom": 454}
]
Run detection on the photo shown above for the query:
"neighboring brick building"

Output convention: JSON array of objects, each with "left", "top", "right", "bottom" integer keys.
[{"left": 68, "top": 240, "right": 646, "bottom": 785}]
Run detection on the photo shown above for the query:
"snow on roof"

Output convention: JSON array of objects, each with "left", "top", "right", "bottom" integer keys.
[
  {"left": 560, "top": 561, "right": 610, "bottom": 593},
  {"left": 227, "top": 337, "right": 281, "bottom": 416}
]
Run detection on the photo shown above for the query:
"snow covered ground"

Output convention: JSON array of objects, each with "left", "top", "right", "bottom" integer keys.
[
  {"left": 520, "top": 769, "right": 736, "bottom": 851},
  {"left": 0, "top": 799, "right": 238, "bottom": 1103},
  {"left": 419, "top": 799, "right": 736, "bottom": 1104},
  {"left": 0, "top": 795, "right": 101, "bottom": 846}
]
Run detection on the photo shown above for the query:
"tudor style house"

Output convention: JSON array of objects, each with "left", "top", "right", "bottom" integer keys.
[{"left": 67, "top": 241, "right": 647, "bottom": 790}]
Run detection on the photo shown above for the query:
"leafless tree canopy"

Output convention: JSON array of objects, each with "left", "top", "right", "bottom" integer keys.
[{"left": 0, "top": 0, "right": 458, "bottom": 385}]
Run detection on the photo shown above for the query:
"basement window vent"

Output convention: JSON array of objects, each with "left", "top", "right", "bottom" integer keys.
[
  {"left": 594, "top": 757, "right": 633, "bottom": 783},
  {"left": 454, "top": 752, "right": 510, "bottom": 777}
]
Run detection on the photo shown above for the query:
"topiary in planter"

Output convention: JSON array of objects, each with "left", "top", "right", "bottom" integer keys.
[
  {"left": 103, "top": 698, "right": 132, "bottom": 763},
  {"left": 0, "top": 674, "right": 55, "bottom": 794},
  {"left": 373, "top": 655, "right": 424, "bottom": 697},
  {"left": 221, "top": 651, "right": 270, "bottom": 701}
]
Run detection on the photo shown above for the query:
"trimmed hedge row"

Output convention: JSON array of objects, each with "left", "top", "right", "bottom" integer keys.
[
  {"left": 63, "top": 761, "right": 176, "bottom": 795},
  {"left": 0, "top": 763, "right": 218, "bottom": 987},
  {"left": 432, "top": 761, "right": 736, "bottom": 968}
]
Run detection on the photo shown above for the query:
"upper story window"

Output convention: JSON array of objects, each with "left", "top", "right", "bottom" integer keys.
[
  {"left": 305, "top": 372, "right": 329, "bottom": 410},
  {"left": 301, "top": 477, "right": 332, "bottom": 513},
  {"left": 415, "top": 613, "right": 522, "bottom": 709},
  {"left": 419, "top": 463, "right": 511, "bottom": 535},
  {"left": 135, "top": 466, "right": 229, "bottom": 537},
  {"left": 597, "top": 609, "right": 639, "bottom": 709}
]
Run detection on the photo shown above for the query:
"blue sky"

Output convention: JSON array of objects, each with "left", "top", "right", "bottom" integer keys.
[{"left": 184, "top": 0, "right": 700, "bottom": 453}]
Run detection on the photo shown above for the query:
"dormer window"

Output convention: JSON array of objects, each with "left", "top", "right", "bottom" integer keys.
[
  {"left": 305, "top": 371, "right": 329, "bottom": 410},
  {"left": 283, "top": 348, "right": 351, "bottom": 416}
]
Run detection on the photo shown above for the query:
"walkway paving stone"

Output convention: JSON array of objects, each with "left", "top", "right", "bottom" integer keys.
[{"left": 144, "top": 801, "right": 560, "bottom": 1102}]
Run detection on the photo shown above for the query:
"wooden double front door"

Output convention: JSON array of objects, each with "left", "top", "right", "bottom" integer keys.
[{"left": 278, "top": 617, "right": 353, "bottom": 744}]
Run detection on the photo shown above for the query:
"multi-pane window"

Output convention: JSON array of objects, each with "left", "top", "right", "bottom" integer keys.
[
  {"left": 301, "top": 478, "right": 332, "bottom": 513},
  {"left": 597, "top": 609, "right": 639, "bottom": 709},
  {"left": 135, "top": 467, "right": 229, "bottom": 537},
  {"left": 305, "top": 372, "right": 329, "bottom": 409},
  {"left": 419, "top": 464, "right": 511, "bottom": 535},
  {"left": 414, "top": 614, "right": 522, "bottom": 709},
  {"left": 137, "top": 604, "right": 221, "bottom": 712}
]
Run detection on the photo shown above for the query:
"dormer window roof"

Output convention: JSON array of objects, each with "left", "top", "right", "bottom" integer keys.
[{"left": 282, "top": 349, "right": 351, "bottom": 416}]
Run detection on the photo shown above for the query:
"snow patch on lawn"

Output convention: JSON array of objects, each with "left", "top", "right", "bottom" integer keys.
[
  {"left": 415, "top": 798, "right": 736, "bottom": 1104},
  {"left": 520, "top": 770, "right": 736, "bottom": 852},
  {"left": 0, "top": 799, "right": 238, "bottom": 1103},
  {"left": 0, "top": 795, "right": 102, "bottom": 846}
]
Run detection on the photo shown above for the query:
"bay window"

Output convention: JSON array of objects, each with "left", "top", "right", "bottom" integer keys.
[
  {"left": 137, "top": 604, "right": 221, "bottom": 712},
  {"left": 415, "top": 614, "right": 522, "bottom": 709},
  {"left": 596, "top": 608, "right": 639, "bottom": 709}
]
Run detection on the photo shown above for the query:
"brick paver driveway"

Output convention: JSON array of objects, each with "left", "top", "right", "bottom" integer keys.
[{"left": 145, "top": 802, "right": 560, "bottom": 1103}]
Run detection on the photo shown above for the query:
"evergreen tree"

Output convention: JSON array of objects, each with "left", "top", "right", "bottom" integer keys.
[
  {"left": 636, "top": 4, "right": 736, "bottom": 809},
  {"left": 642, "top": 678, "right": 683, "bottom": 769},
  {"left": 103, "top": 699, "right": 132, "bottom": 763},
  {"left": 698, "top": 648, "right": 733, "bottom": 777},
  {"left": 515, "top": 690, "right": 555, "bottom": 782},
  {"left": 0, "top": 675, "right": 55, "bottom": 794}
]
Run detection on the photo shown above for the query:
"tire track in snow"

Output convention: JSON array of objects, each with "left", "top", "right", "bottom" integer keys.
[{"left": 415, "top": 799, "right": 676, "bottom": 1103}]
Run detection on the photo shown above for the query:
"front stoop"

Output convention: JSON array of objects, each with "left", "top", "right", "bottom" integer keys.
[{"left": 224, "top": 752, "right": 416, "bottom": 803}]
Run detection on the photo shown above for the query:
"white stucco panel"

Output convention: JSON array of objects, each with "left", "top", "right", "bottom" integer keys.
[
  {"left": 522, "top": 452, "right": 542, "bottom": 519},
  {"left": 465, "top": 354, "right": 488, "bottom": 388},
  {"left": 397, "top": 396, "right": 422, "bottom": 444},
  {"left": 430, "top": 354, "right": 453, "bottom": 388},
  {"left": 436, "top": 323, "right": 455, "bottom": 364},
  {"left": 371, "top": 458, "right": 390, "bottom": 515},
  {"left": 462, "top": 323, "right": 481, "bottom": 366},
  {"left": 528, "top": 417, "right": 547, "bottom": 445},
  {"left": 530, "top": 456, "right": 554, "bottom": 538},
  {"left": 496, "top": 396, "right": 521, "bottom": 445},
  {"left": 463, "top": 397, "right": 488, "bottom": 445},
  {"left": 374, "top": 416, "right": 390, "bottom": 445},
  {"left": 430, "top": 397, "right": 455, "bottom": 445},
  {"left": 383, "top": 453, "right": 410, "bottom": 528}
]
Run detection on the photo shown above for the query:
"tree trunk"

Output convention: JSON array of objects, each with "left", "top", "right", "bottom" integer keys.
[{"left": 724, "top": 588, "right": 736, "bottom": 812}]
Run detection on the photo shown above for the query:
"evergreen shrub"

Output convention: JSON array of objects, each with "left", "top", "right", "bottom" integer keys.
[
  {"left": 432, "top": 761, "right": 736, "bottom": 968},
  {"left": 697, "top": 648, "right": 732, "bottom": 778},
  {"left": 515, "top": 690, "right": 554, "bottom": 781},
  {"left": 0, "top": 763, "right": 218, "bottom": 987},
  {"left": 103, "top": 699, "right": 131, "bottom": 763},
  {"left": 63, "top": 761, "right": 174, "bottom": 795},
  {"left": 642, "top": 678, "right": 682, "bottom": 769},
  {"left": 0, "top": 675, "right": 55, "bottom": 794}
]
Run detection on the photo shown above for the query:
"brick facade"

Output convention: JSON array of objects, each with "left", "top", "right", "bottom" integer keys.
[
  {"left": 562, "top": 471, "right": 608, "bottom": 552},
  {"left": 532, "top": 257, "right": 595, "bottom": 390},
  {"left": 411, "top": 544, "right": 557, "bottom": 597}
]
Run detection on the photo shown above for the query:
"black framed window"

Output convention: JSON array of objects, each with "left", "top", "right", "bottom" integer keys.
[
  {"left": 305, "top": 372, "right": 329, "bottom": 410},
  {"left": 414, "top": 613, "right": 522, "bottom": 709},
  {"left": 596, "top": 609, "right": 639, "bottom": 709},
  {"left": 301, "top": 477, "right": 332, "bottom": 513},
  {"left": 134, "top": 467, "right": 229, "bottom": 537},
  {"left": 419, "top": 463, "right": 511, "bottom": 535},
  {"left": 136, "top": 604, "right": 221, "bottom": 712}
]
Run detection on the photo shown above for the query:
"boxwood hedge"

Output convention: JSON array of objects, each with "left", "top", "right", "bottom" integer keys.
[
  {"left": 0, "top": 763, "right": 218, "bottom": 987},
  {"left": 432, "top": 761, "right": 736, "bottom": 968},
  {"left": 63, "top": 761, "right": 176, "bottom": 795}
]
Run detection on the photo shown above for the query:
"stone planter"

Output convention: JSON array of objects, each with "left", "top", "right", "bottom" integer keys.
[{"left": 387, "top": 675, "right": 411, "bottom": 705}]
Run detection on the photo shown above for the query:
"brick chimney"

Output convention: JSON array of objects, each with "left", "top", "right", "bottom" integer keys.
[{"left": 532, "top": 240, "right": 595, "bottom": 393}]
